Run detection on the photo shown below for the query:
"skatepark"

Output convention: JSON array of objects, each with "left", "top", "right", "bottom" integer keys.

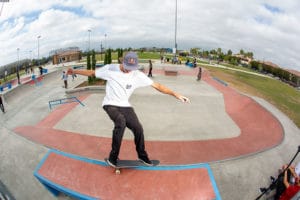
[{"left": 0, "top": 61, "right": 299, "bottom": 199}]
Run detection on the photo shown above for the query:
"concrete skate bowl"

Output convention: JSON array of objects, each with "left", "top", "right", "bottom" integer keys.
[{"left": 13, "top": 68, "right": 284, "bottom": 164}]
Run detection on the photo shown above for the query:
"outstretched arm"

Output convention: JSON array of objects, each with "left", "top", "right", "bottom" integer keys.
[
  {"left": 67, "top": 68, "right": 95, "bottom": 77},
  {"left": 151, "top": 82, "right": 190, "bottom": 103}
]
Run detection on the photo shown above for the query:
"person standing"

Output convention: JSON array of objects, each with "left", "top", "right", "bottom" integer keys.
[
  {"left": 148, "top": 59, "right": 153, "bottom": 77},
  {"left": 62, "top": 71, "right": 68, "bottom": 89},
  {"left": 67, "top": 51, "right": 190, "bottom": 167},
  {"left": 0, "top": 94, "right": 5, "bottom": 113},
  {"left": 197, "top": 67, "right": 202, "bottom": 81}
]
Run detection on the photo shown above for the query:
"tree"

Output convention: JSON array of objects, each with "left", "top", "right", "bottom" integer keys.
[
  {"left": 108, "top": 48, "right": 112, "bottom": 64},
  {"left": 246, "top": 52, "right": 254, "bottom": 58},
  {"left": 190, "top": 48, "right": 200, "bottom": 56},
  {"left": 117, "top": 48, "right": 123, "bottom": 63},
  {"left": 104, "top": 49, "right": 112, "bottom": 65},
  {"left": 227, "top": 49, "right": 232, "bottom": 56},
  {"left": 250, "top": 61, "right": 259, "bottom": 70},
  {"left": 217, "top": 48, "right": 222, "bottom": 55},
  {"left": 240, "top": 49, "right": 244, "bottom": 55},
  {"left": 86, "top": 52, "right": 92, "bottom": 83},
  {"left": 91, "top": 50, "right": 96, "bottom": 83},
  {"left": 202, "top": 51, "right": 209, "bottom": 58},
  {"left": 91, "top": 50, "right": 96, "bottom": 70}
]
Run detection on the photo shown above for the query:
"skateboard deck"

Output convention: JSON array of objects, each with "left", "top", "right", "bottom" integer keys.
[{"left": 105, "top": 158, "right": 159, "bottom": 174}]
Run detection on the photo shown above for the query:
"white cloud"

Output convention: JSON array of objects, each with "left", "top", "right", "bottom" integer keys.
[{"left": 0, "top": 0, "right": 300, "bottom": 71}]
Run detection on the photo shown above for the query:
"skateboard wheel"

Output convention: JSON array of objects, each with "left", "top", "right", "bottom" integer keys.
[{"left": 115, "top": 169, "right": 121, "bottom": 174}]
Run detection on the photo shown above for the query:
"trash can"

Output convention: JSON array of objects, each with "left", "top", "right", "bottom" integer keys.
[
  {"left": 31, "top": 75, "right": 36, "bottom": 80},
  {"left": 6, "top": 83, "right": 12, "bottom": 89},
  {"left": 0, "top": 86, "right": 3, "bottom": 92}
]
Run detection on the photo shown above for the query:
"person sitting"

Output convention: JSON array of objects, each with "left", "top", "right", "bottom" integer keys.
[
  {"left": 274, "top": 163, "right": 300, "bottom": 200},
  {"left": 279, "top": 166, "right": 300, "bottom": 200}
]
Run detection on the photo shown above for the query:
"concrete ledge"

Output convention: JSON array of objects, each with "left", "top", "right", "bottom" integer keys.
[
  {"left": 164, "top": 66, "right": 179, "bottom": 76},
  {"left": 34, "top": 150, "right": 221, "bottom": 200},
  {"left": 164, "top": 70, "right": 178, "bottom": 76}
]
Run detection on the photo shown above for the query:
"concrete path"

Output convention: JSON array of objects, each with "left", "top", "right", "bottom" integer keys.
[{"left": 0, "top": 61, "right": 299, "bottom": 199}]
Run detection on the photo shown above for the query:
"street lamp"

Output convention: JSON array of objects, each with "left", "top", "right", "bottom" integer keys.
[
  {"left": 88, "top": 29, "right": 91, "bottom": 51},
  {"left": 172, "top": 0, "right": 178, "bottom": 64},
  {"left": 17, "top": 48, "right": 20, "bottom": 84},
  {"left": 37, "top": 35, "right": 41, "bottom": 67},
  {"left": 174, "top": 0, "right": 178, "bottom": 52}
]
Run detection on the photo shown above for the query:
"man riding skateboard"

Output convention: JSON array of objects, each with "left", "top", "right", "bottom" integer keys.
[{"left": 68, "top": 51, "right": 190, "bottom": 167}]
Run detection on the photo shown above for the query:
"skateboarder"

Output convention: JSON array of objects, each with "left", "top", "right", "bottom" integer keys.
[{"left": 68, "top": 52, "right": 190, "bottom": 167}]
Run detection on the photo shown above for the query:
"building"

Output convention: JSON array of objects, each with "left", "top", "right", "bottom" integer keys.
[
  {"left": 51, "top": 47, "right": 81, "bottom": 65},
  {"left": 234, "top": 54, "right": 253, "bottom": 65}
]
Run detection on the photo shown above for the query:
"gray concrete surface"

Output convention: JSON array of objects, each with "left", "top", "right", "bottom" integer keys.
[
  {"left": 55, "top": 75, "right": 240, "bottom": 141},
  {"left": 0, "top": 61, "right": 299, "bottom": 200}
]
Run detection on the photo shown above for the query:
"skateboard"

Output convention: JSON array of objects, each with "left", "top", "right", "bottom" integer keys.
[{"left": 105, "top": 158, "right": 160, "bottom": 174}]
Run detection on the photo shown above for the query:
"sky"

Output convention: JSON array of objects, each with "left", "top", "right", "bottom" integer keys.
[{"left": 0, "top": 0, "right": 300, "bottom": 71}]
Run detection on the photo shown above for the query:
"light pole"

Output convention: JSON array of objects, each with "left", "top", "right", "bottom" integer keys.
[
  {"left": 17, "top": 48, "right": 20, "bottom": 84},
  {"left": 88, "top": 29, "right": 91, "bottom": 52},
  {"left": 174, "top": 0, "right": 178, "bottom": 62},
  {"left": 37, "top": 35, "right": 41, "bottom": 67}
]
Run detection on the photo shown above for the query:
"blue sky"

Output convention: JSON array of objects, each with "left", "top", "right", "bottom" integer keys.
[{"left": 0, "top": 0, "right": 300, "bottom": 71}]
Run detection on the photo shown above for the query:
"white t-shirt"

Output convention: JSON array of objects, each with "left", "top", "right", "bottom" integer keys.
[{"left": 95, "top": 64, "right": 153, "bottom": 107}]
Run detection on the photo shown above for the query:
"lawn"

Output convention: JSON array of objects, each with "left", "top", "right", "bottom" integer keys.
[{"left": 204, "top": 65, "right": 300, "bottom": 128}]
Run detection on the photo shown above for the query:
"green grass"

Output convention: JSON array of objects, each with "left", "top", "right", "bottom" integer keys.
[
  {"left": 81, "top": 52, "right": 162, "bottom": 64},
  {"left": 205, "top": 65, "right": 300, "bottom": 128},
  {"left": 137, "top": 52, "right": 161, "bottom": 59}
]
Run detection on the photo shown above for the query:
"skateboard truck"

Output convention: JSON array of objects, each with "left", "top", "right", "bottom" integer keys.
[{"left": 105, "top": 158, "right": 159, "bottom": 174}]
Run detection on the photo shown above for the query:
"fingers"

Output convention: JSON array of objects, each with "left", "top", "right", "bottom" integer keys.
[{"left": 180, "top": 96, "right": 190, "bottom": 103}]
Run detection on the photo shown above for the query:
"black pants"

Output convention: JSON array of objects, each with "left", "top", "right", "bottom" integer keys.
[
  {"left": 64, "top": 80, "right": 68, "bottom": 88},
  {"left": 103, "top": 105, "right": 149, "bottom": 161},
  {"left": 0, "top": 97, "right": 4, "bottom": 113},
  {"left": 0, "top": 103, "right": 4, "bottom": 113},
  {"left": 148, "top": 68, "right": 152, "bottom": 77}
]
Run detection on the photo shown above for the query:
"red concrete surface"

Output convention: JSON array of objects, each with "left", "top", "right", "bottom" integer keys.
[
  {"left": 37, "top": 152, "right": 216, "bottom": 200},
  {"left": 14, "top": 67, "right": 284, "bottom": 164}
]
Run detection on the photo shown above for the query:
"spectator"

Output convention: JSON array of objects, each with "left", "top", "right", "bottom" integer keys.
[
  {"left": 197, "top": 67, "right": 202, "bottom": 81},
  {"left": 279, "top": 165, "right": 300, "bottom": 200},
  {"left": 62, "top": 71, "right": 68, "bottom": 89},
  {"left": 148, "top": 60, "right": 153, "bottom": 77},
  {"left": 274, "top": 162, "right": 300, "bottom": 200},
  {"left": 72, "top": 71, "right": 77, "bottom": 81},
  {"left": 185, "top": 59, "right": 190, "bottom": 65},
  {"left": 39, "top": 66, "right": 43, "bottom": 76},
  {"left": 193, "top": 58, "right": 197, "bottom": 68}
]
